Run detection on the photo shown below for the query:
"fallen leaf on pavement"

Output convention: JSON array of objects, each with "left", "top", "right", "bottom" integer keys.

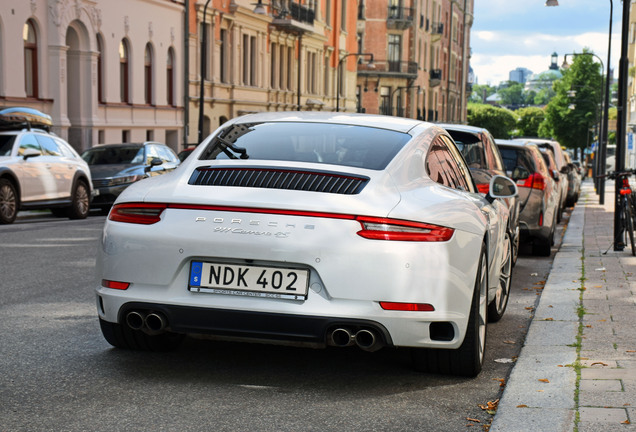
[
  {"left": 622, "top": 420, "right": 631, "bottom": 425},
  {"left": 466, "top": 418, "right": 480, "bottom": 423},
  {"left": 544, "top": 318, "right": 554, "bottom": 321},
  {"left": 591, "top": 362, "right": 608, "bottom": 366},
  {"left": 503, "top": 340, "right": 516, "bottom": 344},
  {"left": 538, "top": 379, "right": 550, "bottom": 383},
  {"left": 516, "top": 404, "right": 528, "bottom": 408}
]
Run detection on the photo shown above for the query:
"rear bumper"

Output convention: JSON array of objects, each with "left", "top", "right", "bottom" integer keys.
[{"left": 108, "top": 301, "right": 394, "bottom": 347}]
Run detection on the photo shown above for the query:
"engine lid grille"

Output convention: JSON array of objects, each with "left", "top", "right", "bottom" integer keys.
[{"left": 188, "top": 166, "right": 369, "bottom": 195}]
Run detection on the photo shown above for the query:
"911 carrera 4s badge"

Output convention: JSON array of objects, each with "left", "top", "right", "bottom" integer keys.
[{"left": 189, "top": 261, "right": 309, "bottom": 300}]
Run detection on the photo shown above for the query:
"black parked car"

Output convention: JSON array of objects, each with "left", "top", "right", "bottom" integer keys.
[
  {"left": 440, "top": 124, "right": 521, "bottom": 266},
  {"left": 81, "top": 142, "right": 179, "bottom": 212}
]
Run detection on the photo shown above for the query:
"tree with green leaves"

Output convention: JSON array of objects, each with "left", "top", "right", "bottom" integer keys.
[
  {"left": 469, "top": 84, "right": 497, "bottom": 104},
  {"left": 542, "top": 50, "right": 603, "bottom": 152},
  {"left": 516, "top": 107, "right": 546, "bottom": 138},
  {"left": 498, "top": 81, "right": 526, "bottom": 107},
  {"left": 467, "top": 103, "right": 517, "bottom": 138}
]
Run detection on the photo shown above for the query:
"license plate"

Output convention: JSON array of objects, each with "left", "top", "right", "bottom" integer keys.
[{"left": 189, "top": 261, "right": 309, "bottom": 300}]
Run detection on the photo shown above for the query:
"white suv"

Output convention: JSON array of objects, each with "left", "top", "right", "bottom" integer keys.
[{"left": 0, "top": 108, "right": 93, "bottom": 224}]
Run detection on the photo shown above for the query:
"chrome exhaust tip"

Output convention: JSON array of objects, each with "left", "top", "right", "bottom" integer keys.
[
  {"left": 144, "top": 312, "right": 167, "bottom": 334},
  {"left": 125, "top": 311, "right": 146, "bottom": 330},
  {"left": 355, "top": 329, "right": 382, "bottom": 352},
  {"left": 329, "top": 328, "right": 354, "bottom": 347}
]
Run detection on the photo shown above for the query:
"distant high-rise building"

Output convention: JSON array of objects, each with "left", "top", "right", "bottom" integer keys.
[{"left": 509, "top": 67, "right": 534, "bottom": 84}]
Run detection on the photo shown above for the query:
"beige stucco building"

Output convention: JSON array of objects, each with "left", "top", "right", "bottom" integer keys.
[
  {"left": 0, "top": 0, "right": 185, "bottom": 153},
  {"left": 1, "top": 0, "right": 473, "bottom": 154}
]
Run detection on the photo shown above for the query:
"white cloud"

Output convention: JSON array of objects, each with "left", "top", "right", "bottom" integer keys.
[{"left": 470, "top": 30, "right": 620, "bottom": 85}]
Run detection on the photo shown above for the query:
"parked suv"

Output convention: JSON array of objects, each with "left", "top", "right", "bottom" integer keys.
[
  {"left": 0, "top": 107, "right": 93, "bottom": 224},
  {"left": 496, "top": 139, "right": 559, "bottom": 256},
  {"left": 441, "top": 123, "right": 521, "bottom": 266}
]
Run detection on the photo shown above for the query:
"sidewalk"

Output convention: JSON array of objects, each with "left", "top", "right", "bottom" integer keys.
[{"left": 491, "top": 179, "right": 636, "bottom": 431}]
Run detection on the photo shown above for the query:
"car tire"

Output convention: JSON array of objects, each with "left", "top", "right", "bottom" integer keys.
[
  {"left": 99, "top": 318, "right": 184, "bottom": 352},
  {"left": 411, "top": 245, "right": 488, "bottom": 377},
  {"left": 488, "top": 232, "right": 512, "bottom": 322},
  {"left": 67, "top": 180, "right": 90, "bottom": 220},
  {"left": 0, "top": 178, "right": 18, "bottom": 224}
]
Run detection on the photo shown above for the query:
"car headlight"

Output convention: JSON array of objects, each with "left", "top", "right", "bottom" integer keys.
[{"left": 110, "top": 175, "right": 142, "bottom": 186}]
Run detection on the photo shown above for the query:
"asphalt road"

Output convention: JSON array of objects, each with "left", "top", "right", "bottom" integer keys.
[{"left": 0, "top": 210, "right": 568, "bottom": 431}]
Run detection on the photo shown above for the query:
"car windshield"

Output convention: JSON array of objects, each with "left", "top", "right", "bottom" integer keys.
[
  {"left": 199, "top": 122, "right": 411, "bottom": 170},
  {"left": 0, "top": 135, "right": 16, "bottom": 156},
  {"left": 81, "top": 146, "right": 144, "bottom": 165}
]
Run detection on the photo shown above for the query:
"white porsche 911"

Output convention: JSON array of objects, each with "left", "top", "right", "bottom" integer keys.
[{"left": 95, "top": 112, "right": 516, "bottom": 377}]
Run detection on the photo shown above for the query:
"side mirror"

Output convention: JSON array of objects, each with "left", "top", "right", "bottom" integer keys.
[
  {"left": 552, "top": 169, "right": 560, "bottom": 181},
  {"left": 22, "top": 148, "right": 41, "bottom": 160},
  {"left": 511, "top": 166, "right": 529, "bottom": 181},
  {"left": 487, "top": 175, "right": 518, "bottom": 203},
  {"left": 145, "top": 157, "right": 163, "bottom": 172}
]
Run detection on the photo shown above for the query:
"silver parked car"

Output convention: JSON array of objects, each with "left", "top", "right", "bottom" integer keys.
[
  {"left": 521, "top": 139, "right": 569, "bottom": 223},
  {"left": 0, "top": 107, "right": 93, "bottom": 224},
  {"left": 496, "top": 139, "right": 559, "bottom": 256}
]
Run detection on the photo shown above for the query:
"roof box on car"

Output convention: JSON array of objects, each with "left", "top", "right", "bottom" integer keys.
[{"left": 0, "top": 107, "right": 52, "bottom": 132}]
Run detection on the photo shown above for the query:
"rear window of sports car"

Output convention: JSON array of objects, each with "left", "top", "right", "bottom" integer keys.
[{"left": 199, "top": 122, "right": 411, "bottom": 170}]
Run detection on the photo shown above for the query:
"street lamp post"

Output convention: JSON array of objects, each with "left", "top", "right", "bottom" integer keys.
[
  {"left": 336, "top": 53, "right": 374, "bottom": 112},
  {"left": 197, "top": 0, "right": 212, "bottom": 144},
  {"left": 613, "top": 0, "right": 630, "bottom": 250}
]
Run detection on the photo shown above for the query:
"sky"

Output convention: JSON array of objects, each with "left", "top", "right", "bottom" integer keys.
[{"left": 471, "top": 0, "right": 623, "bottom": 86}]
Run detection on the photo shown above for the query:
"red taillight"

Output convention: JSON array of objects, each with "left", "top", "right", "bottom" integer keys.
[
  {"left": 356, "top": 216, "right": 454, "bottom": 242},
  {"left": 620, "top": 178, "right": 632, "bottom": 195},
  {"left": 380, "top": 302, "right": 435, "bottom": 311},
  {"left": 101, "top": 279, "right": 130, "bottom": 290},
  {"left": 538, "top": 210, "right": 544, "bottom": 227},
  {"left": 107, "top": 203, "right": 453, "bottom": 242},
  {"left": 109, "top": 203, "right": 167, "bottom": 224},
  {"left": 476, "top": 183, "right": 490, "bottom": 194},
  {"left": 517, "top": 173, "right": 546, "bottom": 191}
]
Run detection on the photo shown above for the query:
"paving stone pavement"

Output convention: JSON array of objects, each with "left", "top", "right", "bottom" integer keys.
[{"left": 491, "top": 179, "right": 636, "bottom": 432}]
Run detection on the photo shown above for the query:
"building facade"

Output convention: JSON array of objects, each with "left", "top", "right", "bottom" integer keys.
[
  {"left": 1, "top": 0, "right": 473, "bottom": 153},
  {"left": 0, "top": 0, "right": 186, "bottom": 153}
]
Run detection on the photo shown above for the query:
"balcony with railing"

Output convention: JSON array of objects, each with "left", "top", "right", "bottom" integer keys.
[
  {"left": 271, "top": 1, "right": 315, "bottom": 34},
  {"left": 387, "top": 5, "right": 414, "bottom": 30},
  {"left": 431, "top": 22, "right": 444, "bottom": 42},
  {"left": 358, "top": 60, "right": 418, "bottom": 79},
  {"left": 429, "top": 69, "right": 442, "bottom": 87}
]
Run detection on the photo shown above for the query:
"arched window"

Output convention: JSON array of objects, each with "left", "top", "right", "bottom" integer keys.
[
  {"left": 167, "top": 48, "right": 175, "bottom": 106},
  {"left": 119, "top": 39, "right": 130, "bottom": 103},
  {"left": 97, "top": 34, "right": 105, "bottom": 103},
  {"left": 144, "top": 43, "right": 153, "bottom": 105},
  {"left": 23, "top": 20, "right": 38, "bottom": 98}
]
